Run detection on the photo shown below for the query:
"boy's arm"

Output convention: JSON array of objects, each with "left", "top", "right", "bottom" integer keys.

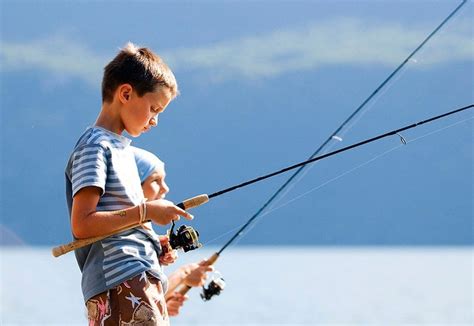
[
  {"left": 71, "top": 186, "right": 193, "bottom": 239},
  {"left": 71, "top": 186, "right": 141, "bottom": 239}
]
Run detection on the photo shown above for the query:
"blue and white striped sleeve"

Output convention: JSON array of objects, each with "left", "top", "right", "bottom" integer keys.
[{"left": 71, "top": 144, "right": 108, "bottom": 196}]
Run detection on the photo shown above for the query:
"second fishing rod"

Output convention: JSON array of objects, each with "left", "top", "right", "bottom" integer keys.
[{"left": 167, "top": 103, "right": 473, "bottom": 298}]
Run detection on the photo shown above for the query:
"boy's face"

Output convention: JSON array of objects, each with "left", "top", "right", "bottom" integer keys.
[
  {"left": 142, "top": 169, "right": 169, "bottom": 200},
  {"left": 121, "top": 86, "right": 173, "bottom": 137}
]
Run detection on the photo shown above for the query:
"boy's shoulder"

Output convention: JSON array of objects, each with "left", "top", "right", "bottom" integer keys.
[
  {"left": 73, "top": 127, "right": 130, "bottom": 152},
  {"left": 66, "top": 127, "right": 131, "bottom": 176}
]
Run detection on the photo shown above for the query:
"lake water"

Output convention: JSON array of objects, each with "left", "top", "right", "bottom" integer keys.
[{"left": 0, "top": 246, "right": 472, "bottom": 325}]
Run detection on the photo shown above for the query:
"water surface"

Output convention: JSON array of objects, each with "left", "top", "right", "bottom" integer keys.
[{"left": 1, "top": 246, "right": 472, "bottom": 325}]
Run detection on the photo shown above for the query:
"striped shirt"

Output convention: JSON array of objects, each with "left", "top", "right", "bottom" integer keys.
[{"left": 65, "top": 126, "right": 167, "bottom": 302}]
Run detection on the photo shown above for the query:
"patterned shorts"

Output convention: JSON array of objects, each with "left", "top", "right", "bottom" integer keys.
[{"left": 86, "top": 272, "right": 169, "bottom": 326}]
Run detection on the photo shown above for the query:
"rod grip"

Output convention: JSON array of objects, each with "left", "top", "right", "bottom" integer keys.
[
  {"left": 52, "top": 237, "right": 97, "bottom": 257},
  {"left": 177, "top": 284, "right": 192, "bottom": 295},
  {"left": 51, "top": 223, "right": 148, "bottom": 257},
  {"left": 176, "top": 194, "right": 209, "bottom": 210}
]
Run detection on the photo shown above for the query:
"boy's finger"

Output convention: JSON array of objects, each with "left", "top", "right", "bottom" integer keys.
[{"left": 175, "top": 206, "right": 194, "bottom": 220}]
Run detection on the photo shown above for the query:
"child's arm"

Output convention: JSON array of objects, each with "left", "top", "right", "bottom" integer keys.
[
  {"left": 165, "top": 260, "right": 214, "bottom": 298},
  {"left": 165, "top": 261, "right": 214, "bottom": 317},
  {"left": 158, "top": 236, "right": 178, "bottom": 266},
  {"left": 166, "top": 292, "right": 188, "bottom": 317},
  {"left": 71, "top": 186, "right": 192, "bottom": 239}
]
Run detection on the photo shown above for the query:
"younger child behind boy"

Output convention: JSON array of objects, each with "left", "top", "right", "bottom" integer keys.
[
  {"left": 65, "top": 43, "right": 193, "bottom": 325},
  {"left": 133, "top": 146, "right": 214, "bottom": 317}
]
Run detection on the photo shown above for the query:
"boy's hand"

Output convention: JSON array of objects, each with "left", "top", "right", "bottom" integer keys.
[
  {"left": 146, "top": 199, "right": 193, "bottom": 225},
  {"left": 158, "top": 235, "right": 177, "bottom": 266},
  {"left": 166, "top": 292, "right": 188, "bottom": 317}
]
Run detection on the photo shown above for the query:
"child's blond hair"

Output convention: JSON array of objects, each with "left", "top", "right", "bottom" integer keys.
[{"left": 102, "top": 42, "right": 178, "bottom": 103}]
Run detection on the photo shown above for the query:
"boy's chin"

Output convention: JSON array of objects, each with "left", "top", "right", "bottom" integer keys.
[{"left": 126, "top": 129, "right": 142, "bottom": 138}]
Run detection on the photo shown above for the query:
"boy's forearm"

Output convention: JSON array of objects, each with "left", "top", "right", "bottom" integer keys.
[
  {"left": 71, "top": 186, "right": 144, "bottom": 239},
  {"left": 72, "top": 205, "right": 142, "bottom": 239}
]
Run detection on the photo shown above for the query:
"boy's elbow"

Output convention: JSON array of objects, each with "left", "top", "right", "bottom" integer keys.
[
  {"left": 71, "top": 217, "right": 89, "bottom": 239},
  {"left": 71, "top": 225, "right": 86, "bottom": 239}
]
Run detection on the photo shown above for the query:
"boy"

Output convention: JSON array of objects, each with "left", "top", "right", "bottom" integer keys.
[
  {"left": 133, "top": 146, "right": 214, "bottom": 317},
  {"left": 65, "top": 43, "right": 192, "bottom": 325}
]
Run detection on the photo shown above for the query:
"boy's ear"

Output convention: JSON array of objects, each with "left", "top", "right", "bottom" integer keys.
[{"left": 117, "top": 84, "right": 133, "bottom": 103}]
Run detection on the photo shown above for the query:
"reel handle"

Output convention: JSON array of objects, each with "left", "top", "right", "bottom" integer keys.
[{"left": 51, "top": 194, "right": 209, "bottom": 257}]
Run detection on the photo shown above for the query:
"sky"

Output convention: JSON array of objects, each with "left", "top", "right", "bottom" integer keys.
[{"left": 0, "top": 0, "right": 473, "bottom": 246}]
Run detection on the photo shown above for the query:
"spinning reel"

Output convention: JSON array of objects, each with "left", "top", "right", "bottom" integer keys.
[
  {"left": 201, "top": 272, "right": 226, "bottom": 301},
  {"left": 168, "top": 221, "right": 202, "bottom": 252}
]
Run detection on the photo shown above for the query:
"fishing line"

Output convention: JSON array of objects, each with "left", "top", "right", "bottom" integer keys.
[
  {"left": 265, "top": 68, "right": 408, "bottom": 212},
  {"left": 206, "top": 115, "right": 473, "bottom": 247},
  {"left": 258, "top": 115, "right": 474, "bottom": 219},
  {"left": 404, "top": 115, "right": 474, "bottom": 143}
]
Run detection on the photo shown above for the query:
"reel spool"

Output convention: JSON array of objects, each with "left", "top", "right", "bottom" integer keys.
[{"left": 168, "top": 221, "right": 202, "bottom": 252}]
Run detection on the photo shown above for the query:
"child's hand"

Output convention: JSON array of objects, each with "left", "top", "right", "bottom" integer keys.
[
  {"left": 166, "top": 292, "right": 188, "bottom": 317},
  {"left": 146, "top": 199, "right": 193, "bottom": 226},
  {"left": 183, "top": 260, "right": 214, "bottom": 287},
  {"left": 158, "top": 235, "right": 177, "bottom": 266}
]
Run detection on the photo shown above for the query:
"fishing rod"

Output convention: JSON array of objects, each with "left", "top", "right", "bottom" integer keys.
[
  {"left": 209, "top": 105, "right": 473, "bottom": 200},
  {"left": 166, "top": 103, "right": 474, "bottom": 298},
  {"left": 52, "top": 103, "right": 473, "bottom": 258},
  {"left": 170, "top": 0, "right": 469, "bottom": 299}
]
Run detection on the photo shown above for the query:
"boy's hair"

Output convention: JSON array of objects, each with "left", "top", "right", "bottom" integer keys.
[{"left": 102, "top": 42, "right": 178, "bottom": 103}]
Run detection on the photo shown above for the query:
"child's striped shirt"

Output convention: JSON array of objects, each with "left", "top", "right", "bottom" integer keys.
[{"left": 65, "top": 126, "right": 167, "bottom": 302}]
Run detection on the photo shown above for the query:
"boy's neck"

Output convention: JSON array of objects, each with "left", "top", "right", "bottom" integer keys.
[{"left": 95, "top": 102, "right": 125, "bottom": 135}]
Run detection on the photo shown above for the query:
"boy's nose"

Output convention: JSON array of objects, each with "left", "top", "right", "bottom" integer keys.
[{"left": 149, "top": 117, "right": 157, "bottom": 126}]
